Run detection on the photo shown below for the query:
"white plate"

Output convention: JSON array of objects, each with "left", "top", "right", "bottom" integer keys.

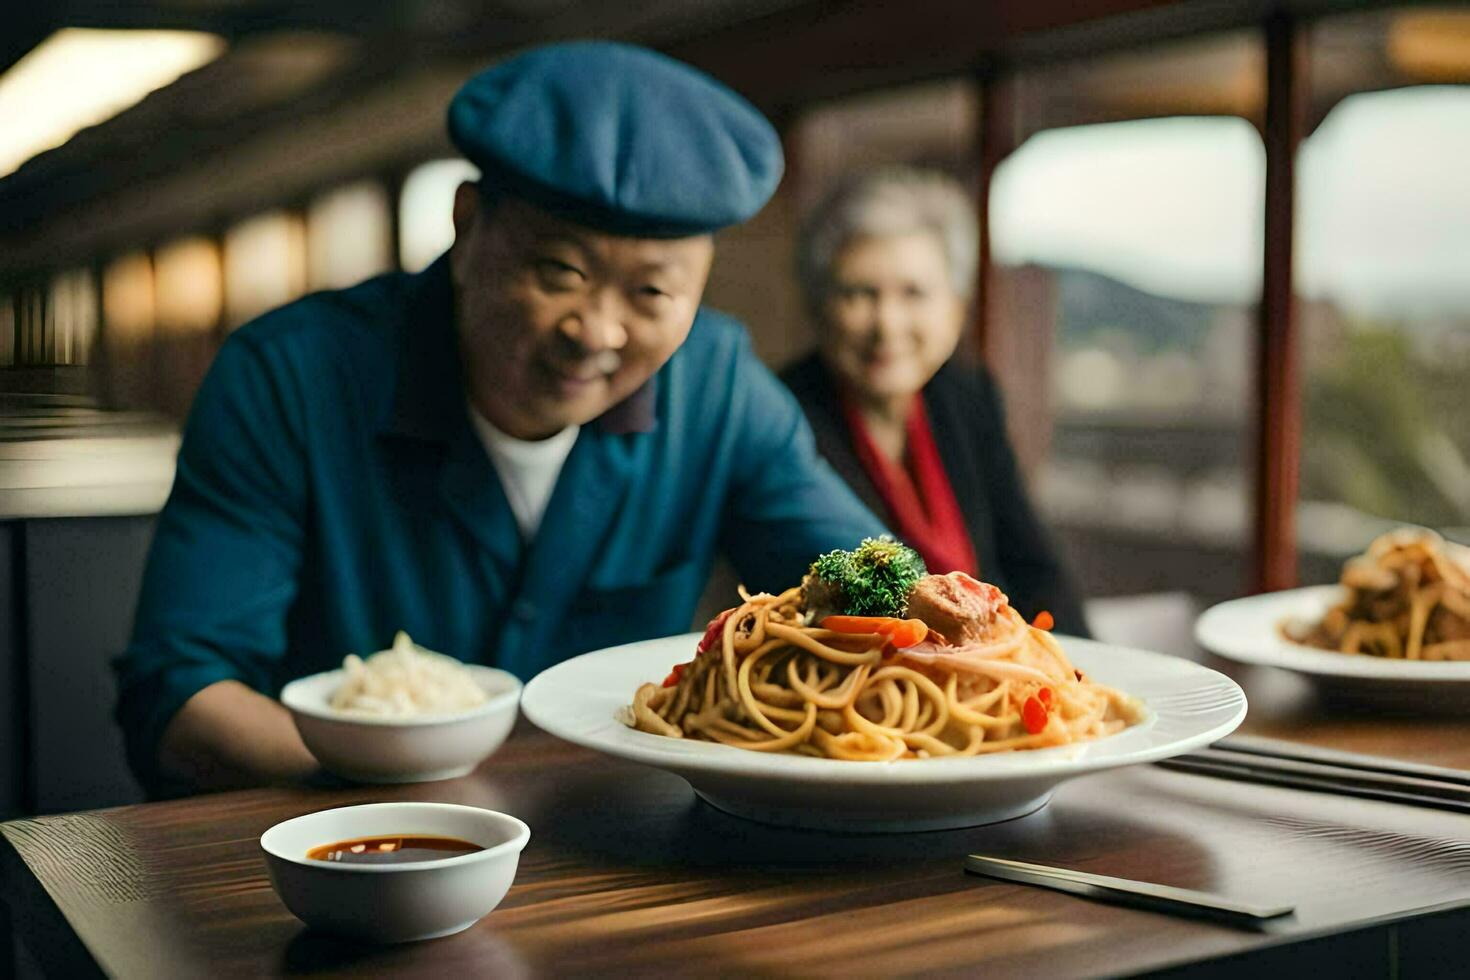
[
  {"left": 522, "top": 633, "right": 1244, "bottom": 832},
  {"left": 1196, "top": 586, "right": 1470, "bottom": 711}
]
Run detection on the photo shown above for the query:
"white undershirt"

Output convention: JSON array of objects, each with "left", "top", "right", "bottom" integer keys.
[{"left": 467, "top": 405, "right": 580, "bottom": 539}]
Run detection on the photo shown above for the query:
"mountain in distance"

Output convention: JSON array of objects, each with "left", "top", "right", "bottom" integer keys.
[{"left": 1048, "top": 265, "right": 1227, "bottom": 355}]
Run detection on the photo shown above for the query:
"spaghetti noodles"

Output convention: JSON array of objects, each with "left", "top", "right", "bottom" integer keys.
[
  {"left": 623, "top": 572, "right": 1143, "bottom": 760},
  {"left": 1287, "top": 528, "right": 1470, "bottom": 662}
]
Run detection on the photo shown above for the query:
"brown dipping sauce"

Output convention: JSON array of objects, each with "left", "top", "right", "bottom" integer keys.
[{"left": 307, "top": 835, "right": 483, "bottom": 865}]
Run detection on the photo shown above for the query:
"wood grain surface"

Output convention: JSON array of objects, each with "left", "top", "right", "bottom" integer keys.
[{"left": 4, "top": 710, "right": 1469, "bottom": 979}]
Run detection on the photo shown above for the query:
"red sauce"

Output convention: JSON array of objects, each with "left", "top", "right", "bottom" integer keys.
[{"left": 306, "top": 835, "right": 483, "bottom": 865}]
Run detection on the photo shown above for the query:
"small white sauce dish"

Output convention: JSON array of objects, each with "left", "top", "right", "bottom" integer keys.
[
  {"left": 261, "top": 802, "right": 531, "bottom": 943},
  {"left": 281, "top": 665, "right": 521, "bottom": 783}
]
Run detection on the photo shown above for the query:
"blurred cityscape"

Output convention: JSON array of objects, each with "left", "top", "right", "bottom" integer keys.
[
  {"left": 1025, "top": 263, "right": 1470, "bottom": 602},
  {"left": 984, "top": 80, "right": 1470, "bottom": 603}
]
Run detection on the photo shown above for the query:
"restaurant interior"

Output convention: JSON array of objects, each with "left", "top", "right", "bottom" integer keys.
[{"left": 2, "top": 0, "right": 1469, "bottom": 975}]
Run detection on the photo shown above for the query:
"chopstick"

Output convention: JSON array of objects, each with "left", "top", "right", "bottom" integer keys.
[
  {"left": 963, "top": 855, "right": 1295, "bottom": 930},
  {"left": 1211, "top": 735, "right": 1470, "bottom": 788},
  {"left": 1158, "top": 745, "right": 1470, "bottom": 815}
]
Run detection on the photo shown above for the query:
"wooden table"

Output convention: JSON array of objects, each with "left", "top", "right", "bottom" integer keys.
[
  {"left": 1225, "top": 659, "right": 1470, "bottom": 770},
  {"left": 5, "top": 671, "right": 1470, "bottom": 980}
]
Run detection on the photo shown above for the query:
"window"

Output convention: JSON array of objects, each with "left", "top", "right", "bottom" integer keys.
[
  {"left": 306, "top": 180, "right": 393, "bottom": 290},
  {"left": 154, "top": 237, "right": 223, "bottom": 335},
  {"left": 100, "top": 251, "right": 157, "bottom": 409},
  {"left": 102, "top": 251, "right": 156, "bottom": 347},
  {"left": 46, "top": 268, "right": 99, "bottom": 364},
  {"left": 0, "top": 293, "right": 13, "bottom": 366},
  {"left": 990, "top": 32, "right": 1265, "bottom": 605},
  {"left": 223, "top": 210, "right": 306, "bottom": 329},
  {"left": 15, "top": 285, "right": 46, "bottom": 366},
  {"left": 399, "top": 159, "right": 478, "bottom": 274},
  {"left": 1296, "top": 8, "right": 1470, "bottom": 578}
]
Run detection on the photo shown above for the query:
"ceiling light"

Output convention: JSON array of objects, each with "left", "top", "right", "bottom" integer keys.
[{"left": 0, "top": 28, "right": 226, "bottom": 178}]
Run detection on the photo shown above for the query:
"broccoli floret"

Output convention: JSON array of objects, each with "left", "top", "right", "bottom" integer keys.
[
  {"left": 847, "top": 537, "right": 928, "bottom": 615},
  {"left": 802, "top": 536, "right": 928, "bottom": 618}
]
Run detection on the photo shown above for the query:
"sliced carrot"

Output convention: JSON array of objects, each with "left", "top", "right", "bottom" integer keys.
[
  {"left": 883, "top": 619, "right": 929, "bottom": 648},
  {"left": 1032, "top": 610, "right": 1055, "bottom": 631},
  {"left": 820, "top": 615, "right": 929, "bottom": 648},
  {"left": 821, "top": 615, "right": 898, "bottom": 635}
]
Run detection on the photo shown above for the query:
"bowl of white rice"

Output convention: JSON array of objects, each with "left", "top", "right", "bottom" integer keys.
[{"left": 281, "top": 632, "right": 521, "bottom": 783}]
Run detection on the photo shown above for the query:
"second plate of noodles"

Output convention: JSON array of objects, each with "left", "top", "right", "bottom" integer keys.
[
  {"left": 1284, "top": 528, "right": 1470, "bottom": 663},
  {"left": 1197, "top": 528, "right": 1470, "bottom": 712}
]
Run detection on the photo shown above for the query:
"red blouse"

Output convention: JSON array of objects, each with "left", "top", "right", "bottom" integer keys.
[{"left": 841, "top": 392, "right": 979, "bottom": 578}]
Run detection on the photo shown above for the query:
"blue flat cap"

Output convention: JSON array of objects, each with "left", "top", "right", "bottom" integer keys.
[{"left": 448, "top": 41, "right": 783, "bottom": 238}]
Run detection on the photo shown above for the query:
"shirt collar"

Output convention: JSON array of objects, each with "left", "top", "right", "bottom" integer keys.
[{"left": 382, "top": 251, "right": 659, "bottom": 441}]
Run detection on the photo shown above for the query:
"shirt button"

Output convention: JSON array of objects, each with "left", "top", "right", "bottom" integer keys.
[{"left": 511, "top": 599, "right": 538, "bottom": 622}]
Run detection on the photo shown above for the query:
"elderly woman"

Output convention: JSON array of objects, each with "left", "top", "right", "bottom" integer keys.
[{"left": 781, "top": 167, "right": 1088, "bottom": 634}]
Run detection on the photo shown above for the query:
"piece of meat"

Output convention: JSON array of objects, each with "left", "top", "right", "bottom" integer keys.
[
  {"left": 906, "top": 572, "right": 1008, "bottom": 645},
  {"left": 801, "top": 571, "right": 845, "bottom": 621}
]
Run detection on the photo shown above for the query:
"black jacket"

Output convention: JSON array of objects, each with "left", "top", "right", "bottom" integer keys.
[{"left": 780, "top": 353, "right": 1089, "bottom": 637}]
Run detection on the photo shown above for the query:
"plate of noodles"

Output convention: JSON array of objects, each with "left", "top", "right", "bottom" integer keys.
[
  {"left": 524, "top": 539, "right": 1244, "bottom": 831},
  {"left": 1196, "top": 529, "right": 1470, "bottom": 707}
]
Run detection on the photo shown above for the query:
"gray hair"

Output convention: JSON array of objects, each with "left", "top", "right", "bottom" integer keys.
[{"left": 797, "top": 166, "right": 979, "bottom": 313}]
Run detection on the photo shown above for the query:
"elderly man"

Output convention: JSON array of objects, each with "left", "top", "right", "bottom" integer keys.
[{"left": 116, "top": 41, "right": 885, "bottom": 793}]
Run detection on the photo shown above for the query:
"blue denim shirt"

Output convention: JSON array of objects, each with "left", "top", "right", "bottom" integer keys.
[{"left": 114, "top": 255, "right": 885, "bottom": 785}]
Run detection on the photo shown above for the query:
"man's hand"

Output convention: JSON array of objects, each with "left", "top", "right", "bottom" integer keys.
[{"left": 157, "top": 680, "right": 320, "bottom": 791}]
